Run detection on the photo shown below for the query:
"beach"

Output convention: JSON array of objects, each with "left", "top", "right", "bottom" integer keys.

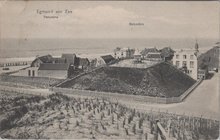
[{"left": 0, "top": 38, "right": 217, "bottom": 58}]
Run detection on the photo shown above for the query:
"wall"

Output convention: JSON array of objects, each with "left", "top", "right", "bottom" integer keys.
[
  {"left": 38, "top": 70, "right": 67, "bottom": 79},
  {"left": 11, "top": 67, "right": 38, "bottom": 77},
  {"left": 51, "top": 78, "right": 202, "bottom": 104}
]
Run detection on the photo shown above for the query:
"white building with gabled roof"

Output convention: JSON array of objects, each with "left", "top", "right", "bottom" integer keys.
[
  {"left": 114, "top": 47, "right": 135, "bottom": 59},
  {"left": 172, "top": 42, "right": 200, "bottom": 80}
]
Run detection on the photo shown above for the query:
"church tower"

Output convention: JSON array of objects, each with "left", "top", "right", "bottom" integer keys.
[
  {"left": 195, "top": 39, "right": 199, "bottom": 54},
  {"left": 194, "top": 39, "right": 199, "bottom": 57}
]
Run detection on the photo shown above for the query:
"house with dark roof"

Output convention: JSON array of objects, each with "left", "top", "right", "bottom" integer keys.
[
  {"left": 31, "top": 55, "right": 53, "bottom": 67},
  {"left": 38, "top": 63, "right": 70, "bottom": 79},
  {"left": 96, "top": 55, "right": 116, "bottom": 67},
  {"left": 101, "top": 55, "right": 115, "bottom": 64},
  {"left": 140, "top": 47, "right": 159, "bottom": 59},
  {"left": 145, "top": 52, "right": 163, "bottom": 62},
  {"left": 51, "top": 57, "right": 66, "bottom": 64},
  {"left": 160, "top": 47, "right": 175, "bottom": 61},
  {"left": 23, "top": 53, "right": 91, "bottom": 79}
]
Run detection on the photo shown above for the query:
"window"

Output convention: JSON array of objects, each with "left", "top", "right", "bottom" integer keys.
[
  {"left": 183, "top": 55, "right": 187, "bottom": 59},
  {"left": 176, "top": 55, "right": 179, "bottom": 59},
  {"left": 190, "top": 61, "right": 194, "bottom": 68},
  {"left": 190, "top": 55, "right": 194, "bottom": 59},
  {"left": 176, "top": 61, "right": 180, "bottom": 67},
  {"left": 32, "top": 70, "right": 35, "bottom": 77},
  {"left": 28, "top": 70, "right": 31, "bottom": 76},
  {"left": 183, "top": 61, "right": 187, "bottom": 66}
]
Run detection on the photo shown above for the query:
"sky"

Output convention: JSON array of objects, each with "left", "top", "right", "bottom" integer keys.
[{"left": 0, "top": 1, "right": 219, "bottom": 39}]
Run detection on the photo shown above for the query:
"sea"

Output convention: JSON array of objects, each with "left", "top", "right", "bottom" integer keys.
[{"left": 0, "top": 38, "right": 218, "bottom": 59}]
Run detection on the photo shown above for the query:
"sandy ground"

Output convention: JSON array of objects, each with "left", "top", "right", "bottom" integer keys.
[
  {"left": 0, "top": 65, "right": 30, "bottom": 75},
  {"left": 120, "top": 72, "right": 219, "bottom": 120},
  {"left": 0, "top": 72, "right": 219, "bottom": 120}
]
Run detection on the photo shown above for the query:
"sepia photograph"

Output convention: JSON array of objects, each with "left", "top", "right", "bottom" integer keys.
[{"left": 0, "top": 0, "right": 219, "bottom": 139}]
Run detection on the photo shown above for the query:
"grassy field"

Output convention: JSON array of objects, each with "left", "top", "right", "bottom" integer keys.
[
  {"left": 0, "top": 75, "right": 63, "bottom": 88},
  {"left": 59, "top": 62, "right": 196, "bottom": 98},
  {"left": 0, "top": 92, "right": 218, "bottom": 139}
]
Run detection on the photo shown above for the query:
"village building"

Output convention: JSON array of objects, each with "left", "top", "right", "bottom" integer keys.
[
  {"left": 159, "top": 47, "right": 175, "bottom": 62},
  {"left": 14, "top": 67, "right": 39, "bottom": 77},
  {"left": 172, "top": 42, "right": 201, "bottom": 80},
  {"left": 14, "top": 53, "right": 90, "bottom": 79},
  {"left": 133, "top": 49, "right": 142, "bottom": 62},
  {"left": 145, "top": 52, "right": 164, "bottom": 62},
  {"left": 31, "top": 55, "right": 53, "bottom": 67},
  {"left": 140, "top": 47, "right": 159, "bottom": 59},
  {"left": 51, "top": 57, "right": 66, "bottom": 64},
  {"left": 197, "top": 69, "right": 208, "bottom": 79},
  {"left": 95, "top": 55, "right": 116, "bottom": 67},
  {"left": 78, "top": 58, "right": 90, "bottom": 70},
  {"left": 61, "top": 53, "right": 77, "bottom": 65},
  {"left": 114, "top": 47, "right": 135, "bottom": 59},
  {"left": 38, "top": 63, "right": 70, "bottom": 79},
  {"left": 172, "top": 49, "right": 198, "bottom": 80}
]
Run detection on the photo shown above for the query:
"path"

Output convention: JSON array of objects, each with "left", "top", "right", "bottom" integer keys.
[{"left": 120, "top": 72, "right": 219, "bottom": 120}]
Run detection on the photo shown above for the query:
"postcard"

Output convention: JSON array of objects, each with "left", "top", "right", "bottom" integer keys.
[{"left": 0, "top": 0, "right": 219, "bottom": 139}]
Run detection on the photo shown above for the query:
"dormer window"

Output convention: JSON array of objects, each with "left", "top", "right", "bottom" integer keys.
[{"left": 176, "top": 55, "right": 179, "bottom": 59}]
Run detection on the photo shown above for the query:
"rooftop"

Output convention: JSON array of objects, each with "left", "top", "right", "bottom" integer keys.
[
  {"left": 141, "top": 47, "right": 159, "bottom": 56},
  {"left": 146, "top": 52, "right": 162, "bottom": 59},
  {"left": 58, "top": 62, "right": 196, "bottom": 98},
  {"left": 101, "top": 55, "right": 115, "bottom": 64},
  {"left": 38, "top": 63, "right": 69, "bottom": 71}
]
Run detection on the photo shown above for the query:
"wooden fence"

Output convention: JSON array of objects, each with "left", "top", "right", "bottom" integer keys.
[
  {"left": 0, "top": 85, "right": 51, "bottom": 96},
  {"left": 50, "top": 78, "right": 203, "bottom": 104}
]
